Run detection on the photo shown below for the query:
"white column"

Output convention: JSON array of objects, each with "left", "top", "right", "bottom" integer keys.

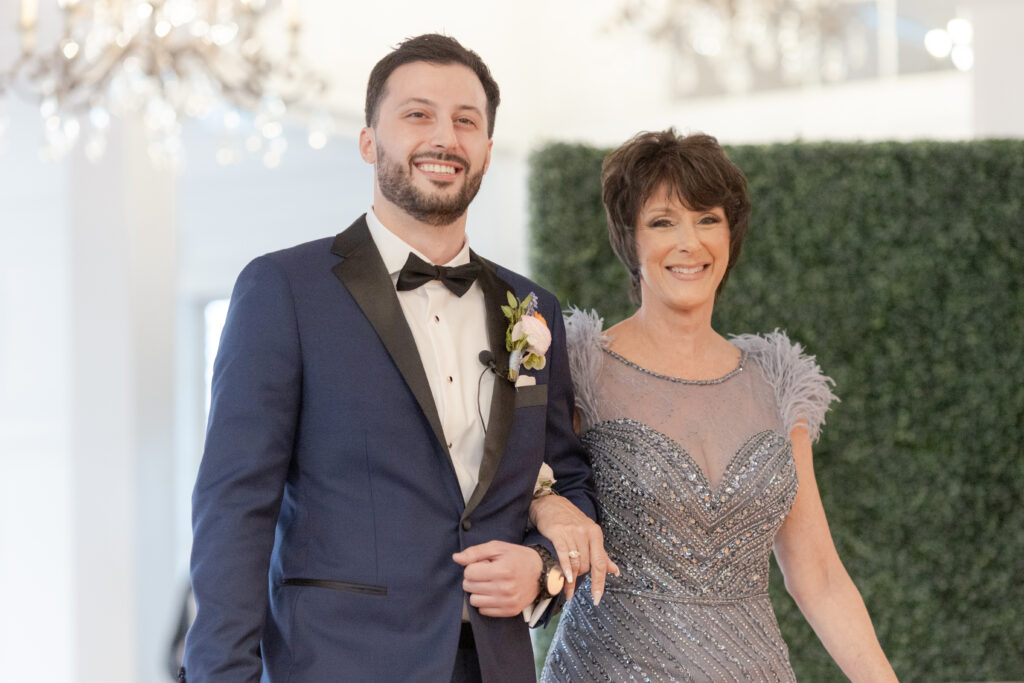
[
  {"left": 0, "top": 97, "right": 74, "bottom": 683},
  {"left": 69, "top": 115, "right": 178, "bottom": 683},
  {"left": 968, "top": 0, "right": 1024, "bottom": 138}
]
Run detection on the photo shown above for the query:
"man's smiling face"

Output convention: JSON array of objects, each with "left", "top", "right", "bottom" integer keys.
[{"left": 361, "top": 60, "right": 493, "bottom": 227}]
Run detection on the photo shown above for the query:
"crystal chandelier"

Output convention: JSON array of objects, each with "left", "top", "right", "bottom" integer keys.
[
  {"left": 1, "top": 0, "right": 336, "bottom": 168},
  {"left": 613, "top": 0, "right": 864, "bottom": 95},
  {"left": 614, "top": 0, "right": 975, "bottom": 97}
]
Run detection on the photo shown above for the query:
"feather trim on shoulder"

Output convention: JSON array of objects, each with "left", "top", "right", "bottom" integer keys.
[
  {"left": 730, "top": 330, "right": 839, "bottom": 442},
  {"left": 563, "top": 307, "right": 607, "bottom": 432}
]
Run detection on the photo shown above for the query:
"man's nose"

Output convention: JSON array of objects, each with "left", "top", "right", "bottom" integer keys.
[{"left": 430, "top": 118, "right": 458, "bottom": 151}]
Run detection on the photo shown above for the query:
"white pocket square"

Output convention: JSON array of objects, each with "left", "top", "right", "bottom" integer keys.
[{"left": 515, "top": 375, "right": 537, "bottom": 388}]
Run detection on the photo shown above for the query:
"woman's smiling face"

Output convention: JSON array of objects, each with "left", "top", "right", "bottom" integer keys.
[{"left": 634, "top": 182, "right": 731, "bottom": 316}]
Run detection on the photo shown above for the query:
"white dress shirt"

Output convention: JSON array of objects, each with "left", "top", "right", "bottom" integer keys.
[
  {"left": 365, "top": 209, "right": 494, "bottom": 504},
  {"left": 366, "top": 209, "right": 549, "bottom": 626}
]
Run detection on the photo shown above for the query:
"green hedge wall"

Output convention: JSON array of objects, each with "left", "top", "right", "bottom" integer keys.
[{"left": 528, "top": 140, "right": 1024, "bottom": 682}]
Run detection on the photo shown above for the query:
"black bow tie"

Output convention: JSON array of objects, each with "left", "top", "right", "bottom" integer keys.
[{"left": 396, "top": 252, "right": 482, "bottom": 297}]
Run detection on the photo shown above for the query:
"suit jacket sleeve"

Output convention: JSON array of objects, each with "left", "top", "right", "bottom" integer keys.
[
  {"left": 183, "top": 256, "right": 302, "bottom": 681},
  {"left": 523, "top": 297, "right": 598, "bottom": 625},
  {"left": 539, "top": 299, "right": 597, "bottom": 518}
]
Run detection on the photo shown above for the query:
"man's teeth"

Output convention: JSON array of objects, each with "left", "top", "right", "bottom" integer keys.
[
  {"left": 669, "top": 265, "right": 704, "bottom": 274},
  {"left": 419, "top": 163, "right": 457, "bottom": 174}
]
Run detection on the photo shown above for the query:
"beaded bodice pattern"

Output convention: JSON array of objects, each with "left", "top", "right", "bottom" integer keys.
[
  {"left": 586, "top": 419, "right": 795, "bottom": 603},
  {"left": 541, "top": 311, "right": 837, "bottom": 683}
]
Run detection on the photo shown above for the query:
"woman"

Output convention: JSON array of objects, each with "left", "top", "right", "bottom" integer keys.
[{"left": 532, "top": 130, "right": 896, "bottom": 681}]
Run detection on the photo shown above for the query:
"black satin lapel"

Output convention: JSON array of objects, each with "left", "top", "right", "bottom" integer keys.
[
  {"left": 330, "top": 218, "right": 450, "bottom": 460},
  {"left": 463, "top": 253, "right": 517, "bottom": 520}
]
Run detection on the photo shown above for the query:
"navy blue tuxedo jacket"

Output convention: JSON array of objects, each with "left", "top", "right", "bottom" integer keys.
[{"left": 183, "top": 216, "right": 597, "bottom": 682}]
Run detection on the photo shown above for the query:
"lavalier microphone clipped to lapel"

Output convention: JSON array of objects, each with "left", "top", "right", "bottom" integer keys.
[{"left": 478, "top": 350, "right": 498, "bottom": 374}]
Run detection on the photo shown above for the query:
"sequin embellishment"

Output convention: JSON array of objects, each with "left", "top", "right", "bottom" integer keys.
[{"left": 541, "top": 423, "right": 799, "bottom": 683}]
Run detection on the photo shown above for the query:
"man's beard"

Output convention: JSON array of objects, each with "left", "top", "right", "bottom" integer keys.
[{"left": 376, "top": 146, "right": 484, "bottom": 227}]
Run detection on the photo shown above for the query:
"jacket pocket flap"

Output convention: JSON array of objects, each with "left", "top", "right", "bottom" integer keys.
[
  {"left": 514, "top": 384, "right": 548, "bottom": 409},
  {"left": 281, "top": 578, "right": 387, "bottom": 596}
]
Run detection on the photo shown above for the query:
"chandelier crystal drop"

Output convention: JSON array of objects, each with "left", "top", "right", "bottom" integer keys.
[{"left": 1, "top": 0, "right": 336, "bottom": 168}]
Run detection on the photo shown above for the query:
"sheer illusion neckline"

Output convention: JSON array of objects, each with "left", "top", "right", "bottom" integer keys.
[
  {"left": 601, "top": 346, "right": 747, "bottom": 385},
  {"left": 587, "top": 417, "right": 784, "bottom": 497}
]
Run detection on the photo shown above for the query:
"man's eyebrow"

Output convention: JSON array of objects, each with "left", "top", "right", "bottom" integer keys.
[
  {"left": 399, "top": 98, "right": 483, "bottom": 117},
  {"left": 401, "top": 97, "right": 437, "bottom": 108},
  {"left": 455, "top": 104, "right": 484, "bottom": 117}
]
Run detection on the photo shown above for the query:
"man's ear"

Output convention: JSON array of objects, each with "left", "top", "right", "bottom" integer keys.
[{"left": 358, "top": 127, "right": 376, "bottom": 164}]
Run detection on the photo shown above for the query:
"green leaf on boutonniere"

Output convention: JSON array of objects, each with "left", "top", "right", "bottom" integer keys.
[
  {"left": 506, "top": 290, "right": 517, "bottom": 307},
  {"left": 501, "top": 305, "right": 514, "bottom": 318}
]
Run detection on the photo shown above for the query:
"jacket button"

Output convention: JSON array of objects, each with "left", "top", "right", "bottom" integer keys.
[{"left": 462, "top": 519, "right": 472, "bottom": 531}]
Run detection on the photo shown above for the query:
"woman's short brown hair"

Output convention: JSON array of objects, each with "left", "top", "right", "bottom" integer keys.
[{"left": 601, "top": 129, "right": 751, "bottom": 303}]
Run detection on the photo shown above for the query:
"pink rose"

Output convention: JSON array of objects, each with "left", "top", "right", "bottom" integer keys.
[{"left": 512, "top": 314, "right": 551, "bottom": 356}]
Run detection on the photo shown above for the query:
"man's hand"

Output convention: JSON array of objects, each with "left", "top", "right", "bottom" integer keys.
[
  {"left": 529, "top": 494, "right": 619, "bottom": 604},
  {"left": 452, "top": 541, "right": 543, "bottom": 617}
]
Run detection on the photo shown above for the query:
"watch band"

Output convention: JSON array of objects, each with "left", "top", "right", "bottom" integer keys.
[{"left": 532, "top": 545, "right": 561, "bottom": 601}]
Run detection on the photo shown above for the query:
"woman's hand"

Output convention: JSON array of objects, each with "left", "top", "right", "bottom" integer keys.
[{"left": 529, "top": 494, "right": 619, "bottom": 604}]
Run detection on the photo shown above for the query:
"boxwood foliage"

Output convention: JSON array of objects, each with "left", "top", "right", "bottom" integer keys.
[{"left": 528, "top": 140, "right": 1024, "bottom": 681}]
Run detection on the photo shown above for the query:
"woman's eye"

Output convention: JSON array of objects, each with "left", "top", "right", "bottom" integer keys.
[
  {"left": 650, "top": 219, "right": 673, "bottom": 228},
  {"left": 698, "top": 214, "right": 722, "bottom": 225}
]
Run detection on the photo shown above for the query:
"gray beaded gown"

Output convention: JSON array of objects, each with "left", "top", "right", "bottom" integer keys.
[{"left": 541, "top": 310, "right": 838, "bottom": 683}]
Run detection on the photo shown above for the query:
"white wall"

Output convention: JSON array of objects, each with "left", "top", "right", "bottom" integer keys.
[
  {"left": 970, "top": 0, "right": 1024, "bottom": 138},
  {"left": 547, "top": 70, "right": 974, "bottom": 147}
]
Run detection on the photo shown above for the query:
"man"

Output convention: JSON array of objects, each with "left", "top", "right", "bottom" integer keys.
[{"left": 182, "top": 34, "right": 598, "bottom": 682}]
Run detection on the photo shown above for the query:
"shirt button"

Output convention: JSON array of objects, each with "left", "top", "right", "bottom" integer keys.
[
  {"left": 462, "top": 520, "right": 472, "bottom": 531},
  {"left": 433, "top": 315, "right": 440, "bottom": 323},
  {"left": 447, "top": 441, "right": 453, "bottom": 449},
  {"left": 447, "top": 376, "right": 453, "bottom": 384}
]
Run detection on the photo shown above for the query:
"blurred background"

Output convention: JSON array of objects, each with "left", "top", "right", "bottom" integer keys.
[{"left": 0, "top": 1, "right": 1020, "bottom": 681}]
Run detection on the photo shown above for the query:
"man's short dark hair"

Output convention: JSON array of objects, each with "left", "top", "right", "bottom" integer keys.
[
  {"left": 601, "top": 128, "right": 752, "bottom": 303},
  {"left": 365, "top": 34, "right": 501, "bottom": 138}
]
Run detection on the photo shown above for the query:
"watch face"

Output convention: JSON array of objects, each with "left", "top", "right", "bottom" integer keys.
[{"left": 545, "top": 567, "right": 564, "bottom": 596}]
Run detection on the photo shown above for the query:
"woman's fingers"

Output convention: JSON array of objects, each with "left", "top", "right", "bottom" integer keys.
[
  {"left": 585, "top": 525, "right": 618, "bottom": 605},
  {"left": 550, "top": 535, "right": 575, "bottom": 584},
  {"left": 530, "top": 494, "right": 621, "bottom": 604},
  {"left": 553, "top": 531, "right": 595, "bottom": 600}
]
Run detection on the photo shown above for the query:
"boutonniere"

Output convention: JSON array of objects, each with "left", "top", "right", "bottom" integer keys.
[{"left": 502, "top": 291, "right": 552, "bottom": 382}]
